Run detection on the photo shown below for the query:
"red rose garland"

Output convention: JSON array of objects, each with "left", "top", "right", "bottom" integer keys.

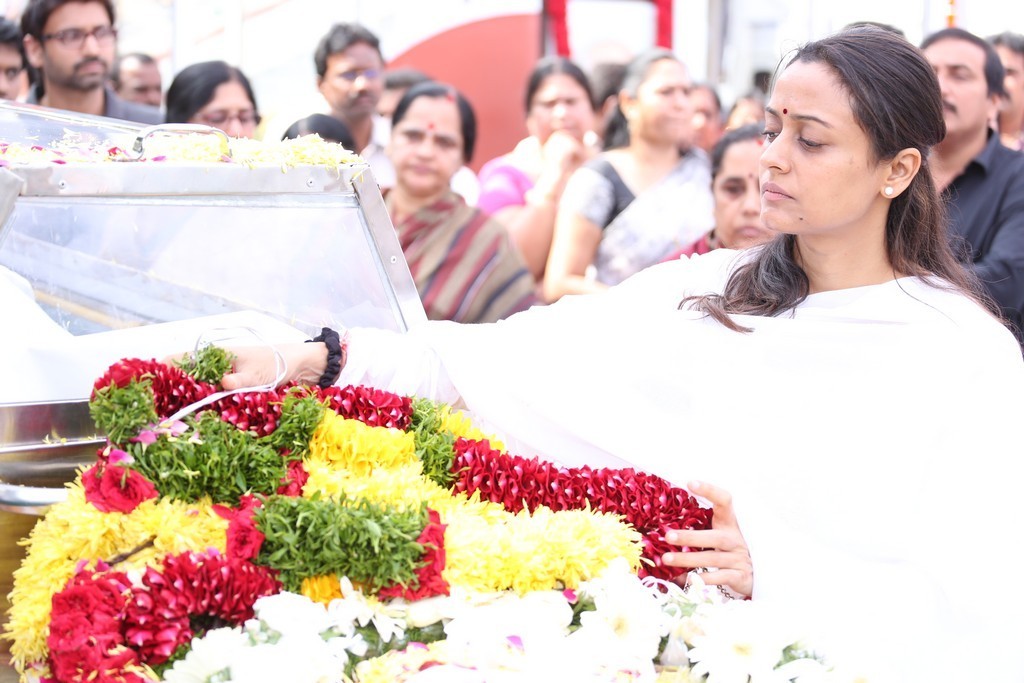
[
  {"left": 122, "top": 551, "right": 280, "bottom": 664},
  {"left": 209, "top": 388, "right": 284, "bottom": 436},
  {"left": 90, "top": 357, "right": 709, "bottom": 588},
  {"left": 450, "top": 438, "right": 712, "bottom": 581},
  {"left": 314, "top": 384, "right": 414, "bottom": 430},
  {"left": 93, "top": 359, "right": 210, "bottom": 418}
]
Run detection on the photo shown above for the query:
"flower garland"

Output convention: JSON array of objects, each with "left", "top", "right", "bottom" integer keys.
[
  {"left": 5, "top": 487, "right": 228, "bottom": 668},
  {"left": 0, "top": 133, "right": 364, "bottom": 168},
  {"left": 5, "top": 346, "right": 717, "bottom": 681}
]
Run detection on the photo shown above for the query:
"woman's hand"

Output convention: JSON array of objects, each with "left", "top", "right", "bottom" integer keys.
[
  {"left": 165, "top": 342, "right": 328, "bottom": 390},
  {"left": 662, "top": 480, "right": 753, "bottom": 599},
  {"left": 540, "top": 129, "right": 588, "bottom": 180}
]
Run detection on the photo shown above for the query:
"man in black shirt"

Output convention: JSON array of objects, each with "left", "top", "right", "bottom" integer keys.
[{"left": 922, "top": 28, "right": 1024, "bottom": 342}]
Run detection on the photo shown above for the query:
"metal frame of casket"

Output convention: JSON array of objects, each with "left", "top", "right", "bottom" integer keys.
[{"left": 0, "top": 101, "right": 427, "bottom": 513}]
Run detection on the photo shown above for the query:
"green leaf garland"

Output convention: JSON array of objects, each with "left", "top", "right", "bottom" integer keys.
[
  {"left": 409, "top": 398, "right": 457, "bottom": 489},
  {"left": 127, "top": 411, "right": 288, "bottom": 503},
  {"left": 174, "top": 345, "right": 236, "bottom": 384},
  {"left": 255, "top": 495, "right": 429, "bottom": 593},
  {"left": 265, "top": 391, "right": 326, "bottom": 458},
  {"left": 89, "top": 378, "right": 160, "bottom": 445}
]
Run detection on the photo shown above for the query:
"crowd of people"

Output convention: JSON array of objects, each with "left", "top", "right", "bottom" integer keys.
[
  {"left": 3, "top": 1, "right": 1024, "bottom": 680},
  {"left": 2, "top": 1, "right": 1022, "bottom": 336}
]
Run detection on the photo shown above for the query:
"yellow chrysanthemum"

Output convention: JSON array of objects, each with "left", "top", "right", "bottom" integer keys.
[
  {"left": 308, "top": 412, "right": 417, "bottom": 478},
  {"left": 441, "top": 407, "right": 505, "bottom": 452},
  {"left": 443, "top": 505, "right": 642, "bottom": 594},
  {"left": 3, "top": 483, "right": 226, "bottom": 670},
  {"left": 353, "top": 641, "right": 453, "bottom": 682},
  {"left": 301, "top": 575, "right": 344, "bottom": 605}
]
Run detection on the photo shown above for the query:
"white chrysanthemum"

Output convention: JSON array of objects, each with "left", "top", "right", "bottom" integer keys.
[
  {"left": 687, "top": 600, "right": 801, "bottom": 683},
  {"left": 252, "top": 591, "right": 332, "bottom": 639},
  {"left": 442, "top": 589, "right": 573, "bottom": 671},
  {"left": 574, "top": 557, "right": 670, "bottom": 665},
  {"left": 226, "top": 636, "right": 344, "bottom": 683},
  {"left": 405, "top": 594, "right": 455, "bottom": 628},
  {"left": 162, "top": 626, "right": 245, "bottom": 683}
]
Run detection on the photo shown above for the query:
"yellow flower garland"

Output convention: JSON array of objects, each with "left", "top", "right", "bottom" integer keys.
[{"left": 307, "top": 412, "right": 418, "bottom": 478}]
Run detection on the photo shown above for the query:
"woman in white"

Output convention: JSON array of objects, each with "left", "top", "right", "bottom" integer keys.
[{"left": 222, "top": 27, "right": 1023, "bottom": 680}]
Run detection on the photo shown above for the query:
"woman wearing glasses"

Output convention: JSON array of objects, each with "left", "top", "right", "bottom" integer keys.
[{"left": 165, "top": 60, "right": 261, "bottom": 139}]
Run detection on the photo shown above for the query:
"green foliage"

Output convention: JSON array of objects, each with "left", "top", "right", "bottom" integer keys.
[
  {"left": 174, "top": 344, "right": 236, "bottom": 384},
  {"left": 409, "top": 398, "right": 457, "bottom": 489},
  {"left": 568, "top": 591, "right": 598, "bottom": 630},
  {"left": 255, "top": 495, "right": 429, "bottom": 593},
  {"left": 342, "top": 621, "right": 446, "bottom": 677},
  {"left": 127, "top": 411, "right": 288, "bottom": 504},
  {"left": 265, "top": 391, "right": 326, "bottom": 458},
  {"left": 89, "top": 379, "right": 159, "bottom": 445}
]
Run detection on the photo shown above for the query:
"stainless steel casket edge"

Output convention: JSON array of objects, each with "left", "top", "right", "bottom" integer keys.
[
  {"left": 351, "top": 167, "right": 429, "bottom": 331},
  {"left": 12, "top": 160, "right": 359, "bottom": 196},
  {"left": 0, "top": 400, "right": 100, "bottom": 513}
]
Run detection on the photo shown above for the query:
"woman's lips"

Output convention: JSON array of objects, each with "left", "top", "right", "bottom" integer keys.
[{"left": 761, "top": 182, "right": 793, "bottom": 201}]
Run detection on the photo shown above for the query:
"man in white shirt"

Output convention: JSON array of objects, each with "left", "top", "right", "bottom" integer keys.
[{"left": 314, "top": 23, "right": 395, "bottom": 189}]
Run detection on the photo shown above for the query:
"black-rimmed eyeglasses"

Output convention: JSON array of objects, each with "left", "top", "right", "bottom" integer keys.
[{"left": 41, "top": 25, "right": 118, "bottom": 49}]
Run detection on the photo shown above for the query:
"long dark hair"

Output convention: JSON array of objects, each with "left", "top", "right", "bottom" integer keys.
[
  {"left": 684, "top": 26, "right": 989, "bottom": 331},
  {"left": 165, "top": 61, "right": 258, "bottom": 124}
]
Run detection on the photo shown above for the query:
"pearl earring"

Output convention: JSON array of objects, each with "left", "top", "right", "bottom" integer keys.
[{"left": 884, "top": 186, "right": 894, "bottom": 197}]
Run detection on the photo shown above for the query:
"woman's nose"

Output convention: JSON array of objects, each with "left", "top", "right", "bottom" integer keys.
[{"left": 224, "top": 118, "right": 246, "bottom": 138}]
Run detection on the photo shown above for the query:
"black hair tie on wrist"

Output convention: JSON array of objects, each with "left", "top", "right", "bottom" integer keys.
[{"left": 306, "top": 327, "right": 343, "bottom": 388}]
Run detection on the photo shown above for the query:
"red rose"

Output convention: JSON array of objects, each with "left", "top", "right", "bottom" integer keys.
[
  {"left": 47, "top": 613, "right": 92, "bottom": 652},
  {"left": 83, "top": 464, "right": 158, "bottom": 513},
  {"left": 226, "top": 516, "right": 265, "bottom": 561},
  {"left": 276, "top": 459, "right": 308, "bottom": 497}
]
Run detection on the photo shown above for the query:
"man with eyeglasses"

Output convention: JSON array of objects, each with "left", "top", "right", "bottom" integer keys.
[
  {"left": 20, "top": 0, "right": 161, "bottom": 124},
  {"left": 314, "top": 23, "right": 394, "bottom": 188},
  {"left": 0, "top": 18, "right": 26, "bottom": 101}
]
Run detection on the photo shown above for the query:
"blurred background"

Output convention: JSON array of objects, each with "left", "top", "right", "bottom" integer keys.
[{"left": 2, "top": 0, "right": 1022, "bottom": 168}]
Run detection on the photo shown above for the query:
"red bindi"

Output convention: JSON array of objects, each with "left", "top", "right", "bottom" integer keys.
[
  {"left": 783, "top": 108, "right": 788, "bottom": 115},
  {"left": 426, "top": 122, "right": 435, "bottom": 130}
]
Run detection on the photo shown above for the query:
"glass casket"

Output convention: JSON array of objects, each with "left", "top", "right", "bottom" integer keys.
[{"left": 0, "top": 101, "right": 426, "bottom": 512}]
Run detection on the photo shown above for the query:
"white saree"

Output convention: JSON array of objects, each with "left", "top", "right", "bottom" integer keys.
[{"left": 341, "top": 249, "right": 1024, "bottom": 682}]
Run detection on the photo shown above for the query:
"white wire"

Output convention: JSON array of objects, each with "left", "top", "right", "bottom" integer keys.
[{"left": 164, "top": 326, "right": 288, "bottom": 424}]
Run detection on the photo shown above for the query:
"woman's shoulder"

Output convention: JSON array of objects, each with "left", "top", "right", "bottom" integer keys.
[{"left": 900, "top": 277, "right": 1019, "bottom": 339}]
